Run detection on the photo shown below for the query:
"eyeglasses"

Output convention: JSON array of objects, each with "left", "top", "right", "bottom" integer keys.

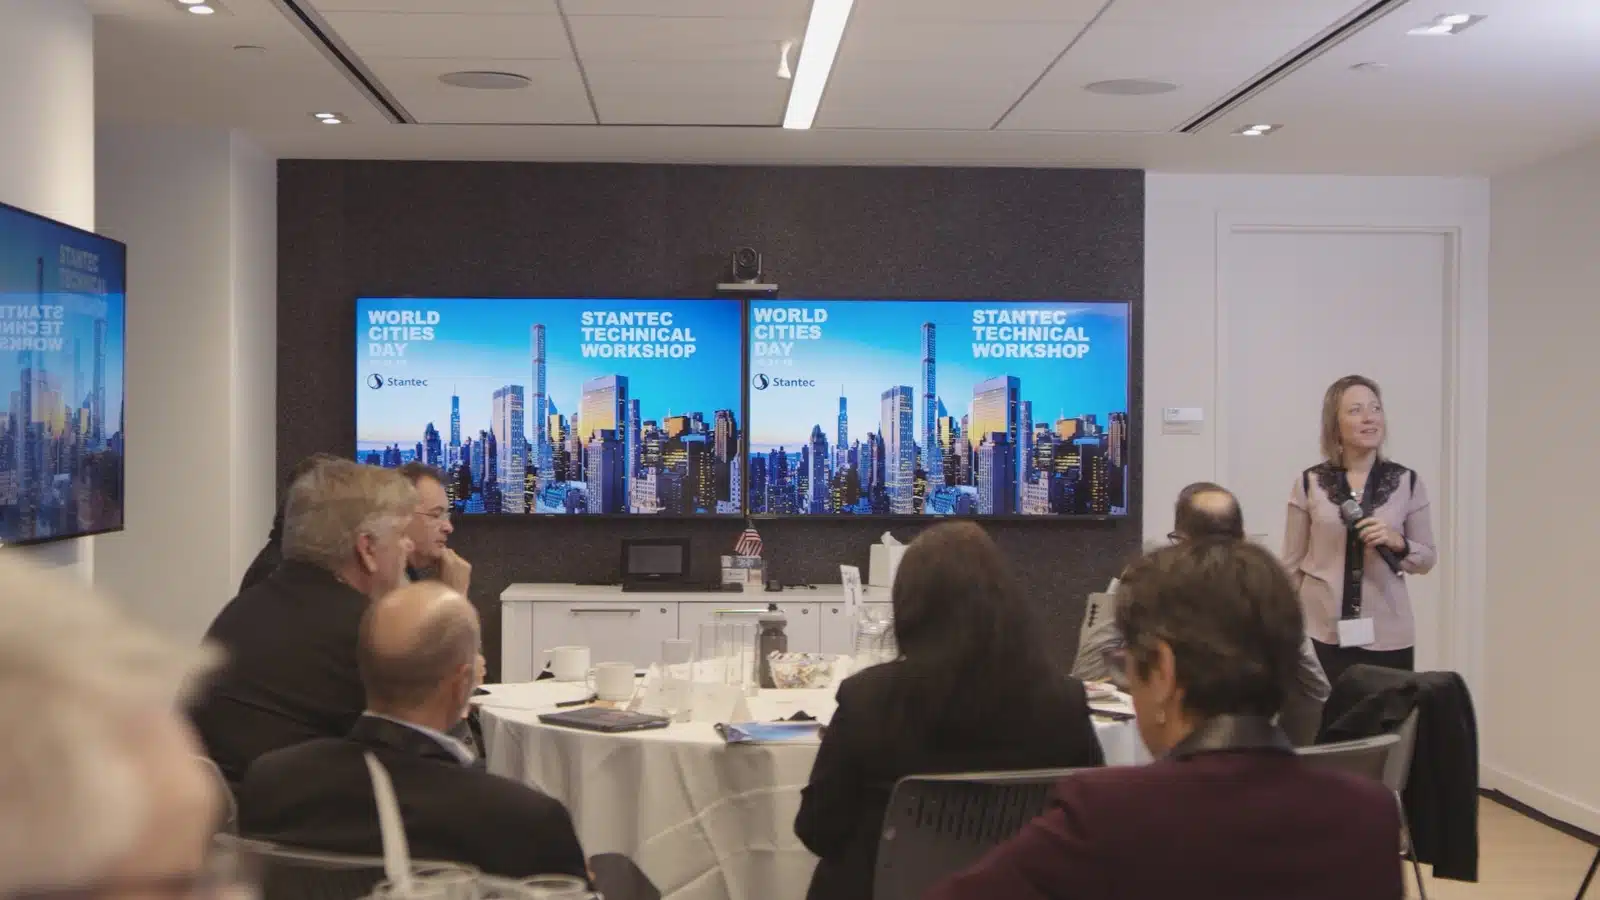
[{"left": 419, "top": 509, "right": 451, "bottom": 523}]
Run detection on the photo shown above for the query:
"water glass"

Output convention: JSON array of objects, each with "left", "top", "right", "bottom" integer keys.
[
  {"left": 517, "top": 875, "right": 592, "bottom": 899},
  {"left": 369, "top": 867, "right": 478, "bottom": 900}
]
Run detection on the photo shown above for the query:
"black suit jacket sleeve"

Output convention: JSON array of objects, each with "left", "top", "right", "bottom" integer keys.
[
  {"left": 1063, "top": 679, "right": 1106, "bottom": 768},
  {"left": 474, "top": 791, "right": 589, "bottom": 881},
  {"left": 795, "top": 675, "right": 867, "bottom": 859}
]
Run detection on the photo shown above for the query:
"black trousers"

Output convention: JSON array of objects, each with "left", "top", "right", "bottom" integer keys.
[{"left": 1312, "top": 639, "right": 1414, "bottom": 690}]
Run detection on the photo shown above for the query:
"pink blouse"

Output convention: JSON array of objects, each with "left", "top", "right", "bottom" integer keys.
[{"left": 1281, "top": 461, "right": 1437, "bottom": 651}]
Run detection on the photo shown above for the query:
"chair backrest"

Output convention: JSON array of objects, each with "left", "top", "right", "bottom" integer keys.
[
  {"left": 873, "top": 769, "right": 1080, "bottom": 900},
  {"left": 1295, "top": 732, "right": 1401, "bottom": 782},
  {"left": 216, "top": 835, "right": 475, "bottom": 900},
  {"left": 1383, "top": 709, "right": 1420, "bottom": 794}
]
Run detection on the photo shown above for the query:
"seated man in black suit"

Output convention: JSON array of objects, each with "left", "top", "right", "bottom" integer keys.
[
  {"left": 193, "top": 460, "right": 419, "bottom": 784},
  {"left": 238, "top": 581, "right": 589, "bottom": 881}
]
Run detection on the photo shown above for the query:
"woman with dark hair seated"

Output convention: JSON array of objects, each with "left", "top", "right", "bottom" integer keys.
[
  {"left": 794, "top": 520, "right": 1105, "bottom": 900},
  {"left": 926, "top": 540, "right": 1403, "bottom": 900}
]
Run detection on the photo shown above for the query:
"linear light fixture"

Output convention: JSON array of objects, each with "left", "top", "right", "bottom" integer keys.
[
  {"left": 782, "top": 0, "right": 856, "bottom": 130},
  {"left": 1407, "top": 13, "right": 1485, "bottom": 36}
]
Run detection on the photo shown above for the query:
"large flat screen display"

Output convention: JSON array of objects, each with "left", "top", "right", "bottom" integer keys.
[
  {"left": 0, "top": 201, "right": 127, "bottom": 545},
  {"left": 356, "top": 297, "right": 744, "bottom": 516},
  {"left": 747, "top": 299, "right": 1130, "bottom": 518}
]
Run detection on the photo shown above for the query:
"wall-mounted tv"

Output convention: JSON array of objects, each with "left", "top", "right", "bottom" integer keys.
[
  {"left": 746, "top": 299, "right": 1130, "bottom": 518},
  {"left": 355, "top": 297, "right": 744, "bottom": 517},
  {"left": 0, "top": 201, "right": 127, "bottom": 546}
]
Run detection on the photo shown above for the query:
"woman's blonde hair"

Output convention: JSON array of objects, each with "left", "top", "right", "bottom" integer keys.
[{"left": 1319, "top": 374, "right": 1383, "bottom": 464}]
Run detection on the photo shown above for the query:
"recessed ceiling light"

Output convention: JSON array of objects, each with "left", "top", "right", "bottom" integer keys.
[
  {"left": 783, "top": 0, "right": 857, "bottom": 129},
  {"left": 1233, "top": 124, "right": 1280, "bottom": 136},
  {"left": 233, "top": 44, "right": 267, "bottom": 54},
  {"left": 1407, "top": 13, "right": 1484, "bottom": 35},
  {"left": 312, "top": 112, "right": 346, "bottom": 124},
  {"left": 438, "top": 71, "right": 532, "bottom": 90},
  {"left": 187, "top": 4, "right": 215, "bottom": 13},
  {"left": 1349, "top": 61, "right": 1388, "bottom": 73},
  {"left": 1084, "top": 79, "right": 1179, "bottom": 96},
  {"left": 320, "top": 118, "right": 343, "bottom": 125}
]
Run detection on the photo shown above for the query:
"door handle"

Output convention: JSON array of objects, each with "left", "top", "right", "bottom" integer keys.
[{"left": 569, "top": 608, "right": 641, "bottom": 616}]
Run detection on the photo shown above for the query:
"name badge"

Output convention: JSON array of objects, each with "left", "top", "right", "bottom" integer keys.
[{"left": 1337, "top": 617, "right": 1377, "bottom": 648}]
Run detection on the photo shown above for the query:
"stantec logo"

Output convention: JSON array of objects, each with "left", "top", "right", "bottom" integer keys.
[
  {"left": 368, "top": 374, "right": 429, "bottom": 389},
  {"left": 752, "top": 374, "right": 816, "bottom": 390}
]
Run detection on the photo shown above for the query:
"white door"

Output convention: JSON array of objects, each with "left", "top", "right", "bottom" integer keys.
[{"left": 1222, "top": 229, "right": 1448, "bottom": 671}]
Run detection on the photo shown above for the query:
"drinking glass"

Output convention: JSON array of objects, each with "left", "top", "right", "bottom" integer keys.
[
  {"left": 517, "top": 875, "right": 592, "bottom": 899},
  {"left": 369, "top": 867, "right": 478, "bottom": 900}
]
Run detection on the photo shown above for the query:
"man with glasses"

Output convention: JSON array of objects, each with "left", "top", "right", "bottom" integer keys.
[
  {"left": 396, "top": 463, "right": 472, "bottom": 593},
  {"left": 1073, "top": 482, "right": 1331, "bottom": 745},
  {"left": 1, "top": 556, "right": 230, "bottom": 900}
]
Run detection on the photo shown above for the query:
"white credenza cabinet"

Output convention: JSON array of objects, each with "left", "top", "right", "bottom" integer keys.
[{"left": 499, "top": 584, "right": 890, "bottom": 682}]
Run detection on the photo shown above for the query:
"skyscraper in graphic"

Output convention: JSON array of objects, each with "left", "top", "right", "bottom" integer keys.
[
  {"left": 449, "top": 392, "right": 461, "bottom": 467},
  {"left": 580, "top": 374, "right": 629, "bottom": 497},
  {"left": 836, "top": 390, "right": 848, "bottom": 472},
  {"left": 966, "top": 374, "right": 1017, "bottom": 509},
  {"left": 628, "top": 398, "right": 642, "bottom": 477},
  {"left": 807, "top": 424, "right": 830, "bottom": 513},
  {"left": 424, "top": 422, "right": 441, "bottom": 467},
  {"left": 713, "top": 409, "right": 738, "bottom": 463},
  {"left": 585, "top": 428, "right": 626, "bottom": 514},
  {"left": 921, "top": 323, "right": 943, "bottom": 486},
  {"left": 880, "top": 385, "right": 915, "bottom": 515},
  {"left": 92, "top": 317, "right": 106, "bottom": 448},
  {"left": 1019, "top": 400, "right": 1034, "bottom": 507},
  {"left": 976, "top": 432, "right": 1016, "bottom": 515},
  {"left": 492, "top": 386, "right": 526, "bottom": 513},
  {"left": 531, "top": 324, "right": 549, "bottom": 472}
]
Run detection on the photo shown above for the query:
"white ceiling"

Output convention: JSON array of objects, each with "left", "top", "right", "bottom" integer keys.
[{"left": 87, "top": 0, "right": 1600, "bottom": 173}]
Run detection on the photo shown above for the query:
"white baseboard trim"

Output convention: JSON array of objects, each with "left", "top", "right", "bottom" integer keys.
[{"left": 1483, "top": 765, "right": 1600, "bottom": 836}]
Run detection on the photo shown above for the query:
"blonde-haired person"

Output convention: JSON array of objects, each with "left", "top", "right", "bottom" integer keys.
[
  {"left": 1283, "top": 374, "right": 1436, "bottom": 688},
  {"left": 0, "top": 555, "right": 224, "bottom": 900},
  {"left": 192, "top": 460, "right": 417, "bottom": 785}
]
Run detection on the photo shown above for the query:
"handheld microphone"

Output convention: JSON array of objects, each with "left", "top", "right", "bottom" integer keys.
[{"left": 1339, "top": 498, "right": 1403, "bottom": 576}]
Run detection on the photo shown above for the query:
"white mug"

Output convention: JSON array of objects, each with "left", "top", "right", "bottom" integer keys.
[
  {"left": 589, "top": 662, "right": 637, "bottom": 702},
  {"left": 547, "top": 646, "right": 591, "bottom": 682}
]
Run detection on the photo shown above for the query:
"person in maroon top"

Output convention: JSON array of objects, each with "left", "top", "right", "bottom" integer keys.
[{"left": 926, "top": 540, "right": 1403, "bottom": 900}]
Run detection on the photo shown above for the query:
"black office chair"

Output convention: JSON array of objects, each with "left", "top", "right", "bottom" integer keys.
[{"left": 872, "top": 768, "right": 1080, "bottom": 900}]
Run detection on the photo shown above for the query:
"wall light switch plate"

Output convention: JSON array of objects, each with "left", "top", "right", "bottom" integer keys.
[{"left": 1161, "top": 407, "right": 1204, "bottom": 435}]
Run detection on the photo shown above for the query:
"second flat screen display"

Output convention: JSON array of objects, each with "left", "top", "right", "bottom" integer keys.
[
  {"left": 357, "top": 297, "right": 744, "bottom": 516},
  {"left": 746, "top": 299, "right": 1130, "bottom": 518}
]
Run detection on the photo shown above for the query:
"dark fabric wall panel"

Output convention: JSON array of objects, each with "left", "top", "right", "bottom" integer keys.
[{"left": 277, "top": 161, "right": 1145, "bottom": 678}]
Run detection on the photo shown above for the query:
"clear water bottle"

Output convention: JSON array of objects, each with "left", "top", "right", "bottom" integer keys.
[{"left": 757, "top": 603, "right": 788, "bottom": 689}]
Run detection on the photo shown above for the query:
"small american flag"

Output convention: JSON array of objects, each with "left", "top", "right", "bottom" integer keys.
[{"left": 733, "top": 523, "right": 763, "bottom": 558}]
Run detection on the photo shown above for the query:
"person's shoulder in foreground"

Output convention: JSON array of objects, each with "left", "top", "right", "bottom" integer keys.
[
  {"left": 239, "top": 729, "right": 586, "bottom": 880},
  {"left": 925, "top": 750, "right": 1401, "bottom": 900}
]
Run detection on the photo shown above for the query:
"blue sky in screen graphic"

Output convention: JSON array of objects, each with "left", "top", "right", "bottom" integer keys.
[
  {"left": 747, "top": 299, "right": 1128, "bottom": 452},
  {"left": 0, "top": 207, "right": 127, "bottom": 431},
  {"left": 356, "top": 297, "right": 743, "bottom": 446}
]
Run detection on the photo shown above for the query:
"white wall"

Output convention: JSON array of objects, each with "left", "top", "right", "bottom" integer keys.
[
  {"left": 1481, "top": 140, "right": 1600, "bottom": 831},
  {"left": 0, "top": 0, "right": 96, "bottom": 578},
  {"left": 93, "top": 124, "right": 276, "bottom": 643},
  {"left": 1144, "top": 174, "right": 1490, "bottom": 688}
]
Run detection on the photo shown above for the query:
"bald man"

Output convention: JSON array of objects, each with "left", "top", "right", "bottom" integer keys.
[
  {"left": 1073, "top": 482, "right": 1331, "bottom": 746},
  {"left": 237, "top": 582, "right": 588, "bottom": 881}
]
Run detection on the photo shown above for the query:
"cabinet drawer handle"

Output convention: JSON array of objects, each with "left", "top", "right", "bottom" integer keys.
[{"left": 569, "top": 608, "right": 641, "bottom": 616}]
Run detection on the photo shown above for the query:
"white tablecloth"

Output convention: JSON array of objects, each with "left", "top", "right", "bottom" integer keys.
[{"left": 477, "top": 681, "right": 1145, "bottom": 900}]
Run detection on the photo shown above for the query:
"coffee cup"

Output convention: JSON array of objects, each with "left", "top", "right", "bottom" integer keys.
[
  {"left": 589, "top": 662, "right": 637, "bottom": 703},
  {"left": 547, "top": 646, "right": 591, "bottom": 682}
]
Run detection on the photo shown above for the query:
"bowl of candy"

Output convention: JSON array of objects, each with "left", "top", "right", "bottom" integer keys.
[{"left": 767, "top": 653, "right": 836, "bottom": 689}]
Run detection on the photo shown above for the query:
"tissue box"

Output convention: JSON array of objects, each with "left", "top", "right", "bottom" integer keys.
[{"left": 868, "top": 543, "right": 906, "bottom": 588}]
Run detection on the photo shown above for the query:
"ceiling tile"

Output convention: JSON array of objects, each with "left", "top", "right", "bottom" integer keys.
[
  {"left": 852, "top": 0, "right": 1105, "bottom": 22},
  {"left": 568, "top": 15, "right": 804, "bottom": 62},
  {"left": 818, "top": 61, "right": 1048, "bottom": 130},
  {"left": 367, "top": 57, "right": 595, "bottom": 123},
  {"left": 321, "top": 11, "right": 572, "bottom": 59},
  {"left": 584, "top": 60, "right": 788, "bottom": 125},
  {"left": 1098, "top": 0, "right": 1372, "bottom": 28},
  {"left": 561, "top": 0, "right": 812, "bottom": 16},
  {"left": 838, "top": 19, "right": 1088, "bottom": 63},
  {"left": 1000, "top": 21, "right": 1335, "bottom": 131},
  {"left": 309, "top": 0, "right": 558, "bottom": 13}
]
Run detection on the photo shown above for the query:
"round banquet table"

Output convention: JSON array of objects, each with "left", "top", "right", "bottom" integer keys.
[{"left": 477, "top": 680, "right": 1146, "bottom": 900}]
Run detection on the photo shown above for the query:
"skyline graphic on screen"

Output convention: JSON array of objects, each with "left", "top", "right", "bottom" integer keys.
[
  {"left": 356, "top": 297, "right": 744, "bottom": 516},
  {"left": 746, "top": 299, "right": 1130, "bottom": 518},
  {"left": 0, "top": 204, "right": 127, "bottom": 545}
]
